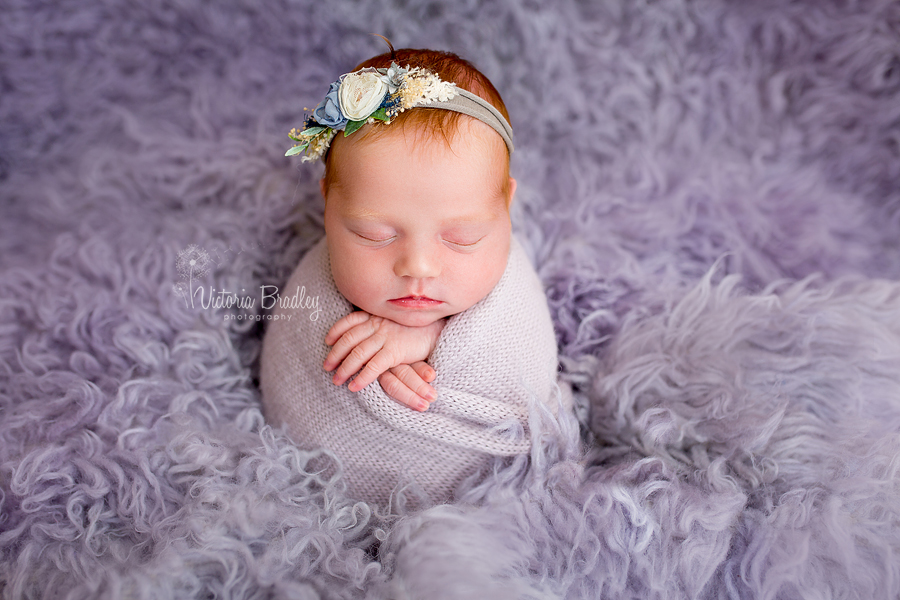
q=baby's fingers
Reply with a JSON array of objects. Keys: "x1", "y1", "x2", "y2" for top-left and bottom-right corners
[
  {"x1": 325, "y1": 311, "x2": 372, "y2": 346},
  {"x1": 378, "y1": 366, "x2": 437, "y2": 412},
  {"x1": 329, "y1": 336, "x2": 387, "y2": 386},
  {"x1": 409, "y1": 361, "x2": 436, "y2": 383},
  {"x1": 324, "y1": 316, "x2": 384, "y2": 371},
  {"x1": 346, "y1": 347, "x2": 402, "y2": 392}
]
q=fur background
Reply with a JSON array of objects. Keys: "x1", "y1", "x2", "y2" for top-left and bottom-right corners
[{"x1": 2, "y1": 0, "x2": 899, "y2": 597}]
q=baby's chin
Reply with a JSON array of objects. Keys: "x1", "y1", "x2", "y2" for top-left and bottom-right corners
[{"x1": 370, "y1": 307, "x2": 452, "y2": 328}]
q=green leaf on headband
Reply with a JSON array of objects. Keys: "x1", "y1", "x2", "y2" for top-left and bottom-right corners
[
  {"x1": 369, "y1": 108, "x2": 389, "y2": 122},
  {"x1": 300, "y1": 126, "x2": 326, "y2": 138},
  {"x1": 285, "y1": 144, "x2": 308, "y2": 157},
  {"x1": 344, "y1": 119, "x2": 366, "y2": 136}
]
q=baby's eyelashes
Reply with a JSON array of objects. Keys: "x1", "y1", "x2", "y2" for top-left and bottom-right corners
[
  {"x1": 354, "y1": 232, "x2": 396, "y2": 245},
  {"x1": 443, "y1": 237, "x2": 481, "y2": 247},
  {"x1": 441, "y1": 235, "x2": 486, "y2": 252}
]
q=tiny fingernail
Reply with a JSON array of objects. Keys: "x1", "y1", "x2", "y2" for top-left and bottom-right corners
[
  {"x1": 425, "y1": 390, "x2": 436, "y2": 401},
  {"x1": 417, "y1": 401, "x2": 429, "y2": 411}
]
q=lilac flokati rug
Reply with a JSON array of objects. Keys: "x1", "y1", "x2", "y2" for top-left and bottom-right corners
[{"x1": 2, "y1": 0, "x2": 899, "y2": 598}]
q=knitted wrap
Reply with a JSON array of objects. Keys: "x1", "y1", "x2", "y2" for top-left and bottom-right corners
[{"x1": 259, "y1": 236, "x2": 561, "y2": 505}]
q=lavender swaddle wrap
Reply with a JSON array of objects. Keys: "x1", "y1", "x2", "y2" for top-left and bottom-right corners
[{"x1": 260, "y1": 236, "x2": 565, "y2": 505}]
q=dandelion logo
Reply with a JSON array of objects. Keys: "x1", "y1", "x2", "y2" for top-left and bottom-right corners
[
  {"x1": 176, "y1": 244, "x2": 212, "y2": 280},
  {"x1": 174, "y1": 244, "x2": 212, "y2": 309}
]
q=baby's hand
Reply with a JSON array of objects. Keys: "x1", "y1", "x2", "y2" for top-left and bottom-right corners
[
  {"x1": 378, "y1": 361, "x2": 437, "y2": 412},
  {"x1": 323, "y1": 311, "x2": 445, "y2": 410}
]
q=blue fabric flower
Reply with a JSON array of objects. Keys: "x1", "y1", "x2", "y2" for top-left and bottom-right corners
[{"x1": 312, "y1": 80, "x2": 347, "y2": 130}]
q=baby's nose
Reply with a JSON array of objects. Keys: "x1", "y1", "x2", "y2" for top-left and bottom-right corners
[{"x1": 394, "y1": 242, "x2": 441, "y2": 279}]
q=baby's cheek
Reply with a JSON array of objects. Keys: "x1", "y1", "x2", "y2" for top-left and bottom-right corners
[
  {"x1": 331, "y1": 269, "x2": 382, "y2": 315},
  {"x1": 451, "y1": 260, "x2": 504, "y2": 310},
  {"x1": 332, "y1": 272, "x2": 364, "y2": 306}
]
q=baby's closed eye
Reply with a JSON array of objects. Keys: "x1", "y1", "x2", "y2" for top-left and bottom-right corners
[
  {"x1": 353, "y1": 231, "x2": 396, "y2": 245},
  {"x1": 442, "y1": 235, "x2": 483, "y2": 247},
  {"x1": 441, "y1": 231, "x2": 487, "y2": 252}
]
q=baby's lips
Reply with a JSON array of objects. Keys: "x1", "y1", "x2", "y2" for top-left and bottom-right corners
[{"x1": 388, "y1": 296, "x2": 444, "y2": 308}]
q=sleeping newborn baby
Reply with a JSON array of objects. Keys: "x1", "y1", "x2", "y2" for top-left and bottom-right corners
[{"x1": 260, "y1": 47, "x2": 565, "y2": 506}]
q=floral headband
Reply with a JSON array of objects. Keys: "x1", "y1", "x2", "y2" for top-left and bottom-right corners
[{"x1": 286, "y1": 63, "x2": 514, "y2": 162}]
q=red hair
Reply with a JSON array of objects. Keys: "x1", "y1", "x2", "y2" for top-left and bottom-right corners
[{"x1": 323, "y1": 49, "x2": 512, "y2": 198}]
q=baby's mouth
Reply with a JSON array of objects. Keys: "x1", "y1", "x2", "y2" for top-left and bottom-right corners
[{"x1": 388, "y1": 295, "x2": 443, "y2": 308}]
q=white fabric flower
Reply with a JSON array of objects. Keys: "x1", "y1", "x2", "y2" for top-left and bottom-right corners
[{"x1": 339, "y1": 71, "x2": 388, "y2": 121}]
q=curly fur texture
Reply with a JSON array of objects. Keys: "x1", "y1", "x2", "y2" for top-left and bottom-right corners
[{"x1": 1, "y1": 0, "x2": 899, "y2": 598}]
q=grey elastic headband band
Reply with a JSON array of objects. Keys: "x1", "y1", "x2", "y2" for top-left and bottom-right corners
[{"x1": 429, "y1": 88, "x2": 515, "y2": 154}]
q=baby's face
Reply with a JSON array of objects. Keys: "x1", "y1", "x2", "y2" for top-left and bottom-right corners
[{"x1": 322, "y1": 120, "x2": 515, "y2": 327}]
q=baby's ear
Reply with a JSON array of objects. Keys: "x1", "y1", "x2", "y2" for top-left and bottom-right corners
[{"x1": 506, "y1": 177, "x2": 517, "y2": 207}]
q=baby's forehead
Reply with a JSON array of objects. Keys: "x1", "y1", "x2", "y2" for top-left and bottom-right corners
[{"x1": 325, "y1": 116, "x2": 512, "y2": 207}]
